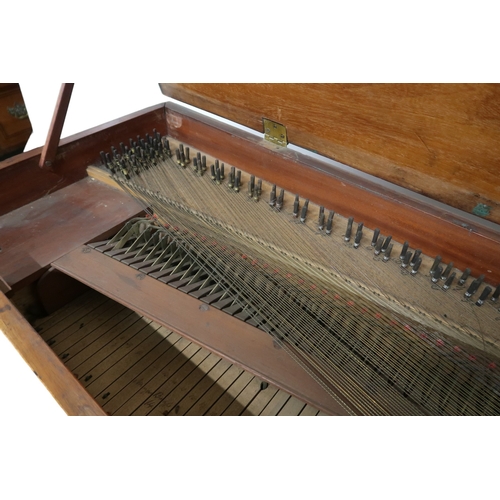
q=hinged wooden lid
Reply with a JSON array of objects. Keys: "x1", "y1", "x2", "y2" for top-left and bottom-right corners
[{"x1": 160, "y1": 84, "x2": 500, "y2": 224}]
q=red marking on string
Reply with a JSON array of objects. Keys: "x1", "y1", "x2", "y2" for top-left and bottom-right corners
[
  {"x1": 390, "y1": 320, "x2": 398, "y2": 327},
  {"x1": 310, "y1": 285, "x2": 317, "y2": 291},
  {"x1": 173, "y1": 226, "x2": 179, "y2": 231},
  {"x1": 347, "y1": 300, "x2": 354, "y2": 307},
  {"x1": 469, "y1": 355, "x2": 477, "y2": 362},
  {"x1": 153, "y1": 214, "x2": 158, "y2": 219},
  {"x1": 322, "y1": 290, "x2": 328, "y2": 295},
  {"x1": 252, "y1": 260, "x2": 258, "y2": 266},
  {"x1": 201, "y1": 236, "x2": 206, "y2": 241},
  {"x1": 273, "y1": 269, "x2": 280, "y2": 274},
  {"x1": 242, "y1": 254, "x2": 247, "y2": 259},
  {"x1": 263, "y1": 263, "x2": 269, "y2": 269},
  {"x1": 404, "y1": 324, "x2": 412, "y2": 331},
  {"x1": 453, "y1": 346, "x2": 461, "y2": 353},
  {"x1": 488, "y1": 362, "x2": 496, "y2": 370},
  {"x1": 164, "y1": 223, "x2": 170, "y2": 229},
  {"x1": 361, "y1": 307, "x2": 367, "y2": 313},
  {"x1": 286, "y1": 273, "x2": 292, "y2": 279},
  {"x1": 298, "y1": 279, "x2": 305, "y2": 285},
  {"x1": 436, "y1": 339, "x2": 444, "y2": 347},
  {"x1": 420, "y1": 333, "x2": 428, "y2": 340},
  {"x1": 334, "y1": 294, "x2": 341, "y2": 300},
  {"x1": 375, "y1": 312, "x2": 382, "y2": 319},
  {"x1": 221, "y1": 246, "x2": 226, "y2": 251}
]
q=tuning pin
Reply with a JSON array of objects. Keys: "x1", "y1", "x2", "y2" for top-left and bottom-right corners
[
  {"x1": 476, "y1": 286, "x2": 492, "y2": 306},
  {"x1": 374, "y1": 238, "x2": 384, "y2": 255},
  {"x1": 234, "y1": 171, "x2": 241, "y2": 192},
  {"x1": 441, "y1": 262, "x2": 454, "y2": 281},
  {"x1": 175, "y1": 149, "x2": 181, "y2": 165},
  {"x1": 293, "y1": 195, "x2": 300, "y2": 218},
  {"x1": 216, "y1": 166, "x2": 222, "y2": 184},
  {"x1": 353, "y1": 223, "x2": 363, "y2": 248},
  {"x1": 399, "y1": 241, "x2": 409, "y2": 260},
  {"x1": 401, "y1": 251, "x2": 412, "y2": 268},
  {"x1": 458, "y1": 268, "x2": 470, "y2": 285},
  {"x1": 119, "y1": 142, "x2": 126, "y2": 155},
  {"x1": 443, "y1": 272, "x2": 456, "y2": 290},
  {"x1": 318, "y1": 207, "x2": 325, "y2": 230},
  {"x1": 185, "y1": 147, "x2": 190, "y2": 163},
  {"x1": 371, "y1": 229, "x2": 380, "y2": 247},
  {"x1": 276, "y1": 189, "x2": 285, "y2": 210},
  {"x1": 100, "y1": 151, "x2": 108, "y2": 166},
  {"x1": 410, "y1": 257, "x2": 421, "y2": 273},
  {"x1": 179, "y1": 143, "x2": 184, "y2": 156},
  {"x1": 325, "y1": 211, "x2": 335, "y2": 234},
  {"x1": 465, "y1": 274, "x2": 485, "y2": 298},
  {"x1": 229, "y1": 166, "x2": 235, "y2": 188},
  {"x1": 430, "y1": 256, "x2": 442, "y2": 275},
  {"x1": 381, "y1": 236, "x2": 392, "y2": 253},
  {"x1": 491, "y1": 284, "x2": 500, "y2": 302},
  {"x1": 248, "y1": 175, "x2": 255, "y2": 197},
  {"x1": 193, "y1": 157, "x2": 199, "y2": 173},
  {"x1": 432, "y1": 266, "x2": 443, "y2": 283},
  {"x1": 269, "y1": 185, "x2": 277, "y2": 207},
  {"x1": 382, "y1": 243, "x2": 394, "y2": 262},
  {"x1": 344, "y1": 217, "x2": 354, "y2": 242},
  {"x1": 253, "y1": 179, "x2": 262, "y2": 201},
  {"x1": 202, "y1": 155, "x2": 207, "y2": 171},
  {"x1": 410, "y1": 249, "x2": 422, "y2": 267},
  {"x1": 210, "y1": 164, "x2": 216, "y2": 180},
  {"x1": 220, "y1": 163, "x2": 225, "y2": 180},
  {"x1": 300, "y1": 200, "x2": 309, "y2": 223}
]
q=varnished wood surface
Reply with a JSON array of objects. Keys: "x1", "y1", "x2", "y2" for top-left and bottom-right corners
[
  {"x1": 52, "y1": 246, "x2": 350, "y2": 415},
  {"x1": 0, "y1": 290, "x2": 105, "y2": 416},
  {"x1": 164, "y1": 103, "x2": 500, "y2": 285},
  {"x1": 39, "y1": 84, "x2": 74, "y2": 170},
  {"x1": 0, "y1": 177, "x2": 143, "y2": 289},
  {"x1": 161, "y1": 84, "x2": 500, "y2": 224},
  {"x1": 0, "y1": 103, "x2": 166, "y2": 217},
  {"x1": 34, "y1": 289, "x2": 322, "y2": 416}
]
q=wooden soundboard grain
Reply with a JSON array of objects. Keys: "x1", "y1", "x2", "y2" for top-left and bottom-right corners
[{"x1": 33, "y1": 290, "x2": 322, "y2": 416}]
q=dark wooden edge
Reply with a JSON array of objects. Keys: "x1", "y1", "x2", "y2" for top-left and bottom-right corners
[
  {"x1": 39, "y1": 83, "x2": 74, "y2": 170},
  {"x1": 53, "y1": 246, "x2": 350, "y2": 416},
  {"x1": 164, "y1": 101, "x2": 500, "y2": 285},
  {"x1": 0, "y1": 290, "x2": 106, "y2": 416},
  {"x1": 0, "y1": 103, "x2": 166, "y2": 216}
]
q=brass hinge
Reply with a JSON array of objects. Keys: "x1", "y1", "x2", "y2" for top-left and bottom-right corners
[{"x1": 263, "y1": 118, "x2": 288, "y2": 147}]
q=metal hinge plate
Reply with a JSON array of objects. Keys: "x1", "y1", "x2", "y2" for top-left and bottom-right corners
[{"x1": 263, "y1": 118, "x2": 288, "y2": 147}]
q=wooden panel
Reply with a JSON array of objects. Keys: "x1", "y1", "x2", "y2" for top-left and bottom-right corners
[
  {"x1": 0, "y1": 176, "x2": 143, "y2": 289},
  {"x1": 33, "y1": 289, "x2": 314, "y2": 415},
  {"x1": 52, "y1": 246, "x2": 350, "y2": 415},
  {"x1": 164, "y1": 103, "x2": 500, "y2": 285},
  {"x1": 160, "y1": 83, "x2": 500, "y2": 223},
  {"x1": 0, "y1": 290, "x2": 105, "y2": 416},
  {"x1": 0, "y1": 103, "x2": 165, "y2": 216}
]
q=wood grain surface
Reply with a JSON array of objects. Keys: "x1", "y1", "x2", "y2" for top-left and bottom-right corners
[
  {"x1": 160, "y1": 84, "x2": 500, "y2": 223},
  {"x1": 0, "y1": 290, "x2": 105, "y2": 416},
  {"x1": 53, "y1": 246, "x2": 351, "y2": 415},
  {"x1": 164, "y1": 103, "x2": 500, "y2": 285}
]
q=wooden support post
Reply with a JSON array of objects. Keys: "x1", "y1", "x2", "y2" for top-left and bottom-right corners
[{"x1": 39, "y1": 83, "x2": 74, "y2": 170}]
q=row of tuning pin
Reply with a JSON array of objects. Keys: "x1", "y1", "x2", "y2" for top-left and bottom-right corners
[
  {"x1": 100, "y1": 129, "x2": 173, "y2": 178},
  {"x1": 281, "y1": 191, "x2": 500, "y2": 308},
  {"x1": 428, "y1": 255, "x2": 500, "y2": 306}
]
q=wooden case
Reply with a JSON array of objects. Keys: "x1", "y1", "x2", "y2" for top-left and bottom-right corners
[{"x1": 1, "y1": 84, "x2": 499, "y2": 416}]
